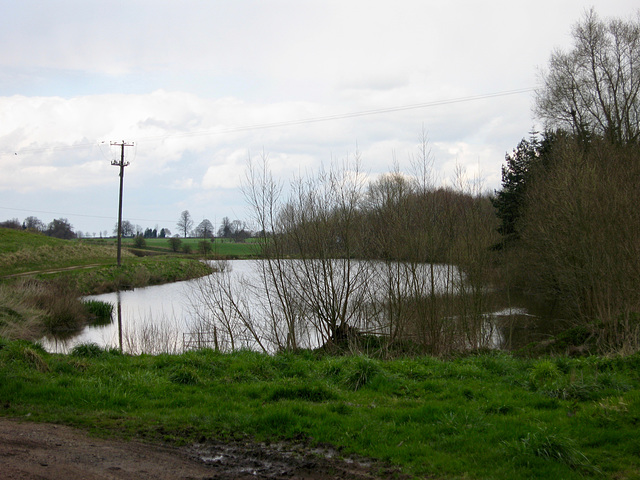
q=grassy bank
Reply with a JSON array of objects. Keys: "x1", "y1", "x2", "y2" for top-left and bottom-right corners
[
  {"x1": 0, "y1": 228, "x2": 124, "y2": 277},
  {"x1": 0, "y1": 228, "x2": 212, "y2": 341},
  {"x1": 61, "y1": 255, "x2": 212, "y2": 295},
  {"x1": 0, "y1": 342, "x2": 638, "y2": 479}
]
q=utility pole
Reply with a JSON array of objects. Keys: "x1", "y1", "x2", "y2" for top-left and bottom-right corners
[{"x1": 111, "y1": 141, "x2": 134, "y2": 266}]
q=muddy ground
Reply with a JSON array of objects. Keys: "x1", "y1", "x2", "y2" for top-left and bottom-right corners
[{"x1": 0, "y1": 418, "x2": 408, "y2": 479}]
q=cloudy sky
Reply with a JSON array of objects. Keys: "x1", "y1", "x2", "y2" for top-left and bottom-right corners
[{"x1": 0, "y1": 0, "x2": 637, "y2": 236}]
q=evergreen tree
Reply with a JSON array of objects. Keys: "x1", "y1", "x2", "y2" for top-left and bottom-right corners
[{"x1": 492, "y1": 132, "x2": 557, "y2": 244}]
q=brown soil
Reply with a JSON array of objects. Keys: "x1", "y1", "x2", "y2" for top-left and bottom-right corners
[{"x1": 0, "y1": 418, "x2": 406, "y2": 479}]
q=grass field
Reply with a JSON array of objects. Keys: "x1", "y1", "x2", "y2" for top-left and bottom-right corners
[
  {"x1": 0, "y1": 229, "x2": 258, "y2": 280},
  {"x1": 0, "y1": 229, "x2": 123, "y2": 276},
  {"x1": 0, "y1": 228, "x2": 68, "y2": 254},
  {"x1": 1, "y1": 342, "x2": 639, "y2": 479},
  {"x1": 89, "y1": 236, "x2": 261, "y2": 258}
]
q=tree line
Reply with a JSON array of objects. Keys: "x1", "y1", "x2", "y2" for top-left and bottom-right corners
[
  {"x1": 0, "y1": 216, "x2": 78, "y2": 240},
  {"x1": 192, "y1": 8, "x2": 640, "y2": 355},
  {"x1": 0, "y1": 212, "x2": 253, "y2": 244},
  {"x1": 175, "y1": 210, "x2": 252, "y2": 241},
  {"x1": 493, "y1": 8, "x2": 640, "y2": 353}
]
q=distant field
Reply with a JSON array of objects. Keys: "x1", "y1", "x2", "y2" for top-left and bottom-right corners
[{"x1": 93, "y1": 237, "x2": 261, "y2": 258}]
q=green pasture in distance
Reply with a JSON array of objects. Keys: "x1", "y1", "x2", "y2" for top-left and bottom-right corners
[{"x1": 116, "y1": 237, "x2": 261, "y2": 257}]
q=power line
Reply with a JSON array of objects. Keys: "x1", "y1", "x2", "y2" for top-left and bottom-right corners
[
  {"x1": 5, "y1": 87, "x2": 535, "y2": 155},
  {"x1": 0, "y1": 206, "x2": 174, "y2": 224},
  {"x1": 138, "y1": 88, "x2": 536, "y2": 142}
]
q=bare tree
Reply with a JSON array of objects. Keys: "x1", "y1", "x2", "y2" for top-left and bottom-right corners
[
  {"x1": 46, "y1": 218, "x2": 76, "y2": 239},
  {"x1": 189, "y1": 261, "x2": 269, "y2": 353},
  {"x1": 23, "y1": 216, "x2": 45, "y2": 232},
  {"x1": 535, "y1": 9, "x2": 640, "y2": 144},
  {"x1": 243, "y1": 153, "x2": 306, "y2": 351},
  {"x1": 241, "y1": 151, "x2": 372, "y2": 349},
  {"x1": 113, "y1": 220, "x2": 134, "y2": 237},
  {"x1": 0, "y1": 218, "x2": 21, "y2": 230},
  {"x1": 195, "y1": 219, "x2": 214, "y2": 239},
  {"x1": 519, "y1": 138, "x2": 640, "y2": 352},
  {"x1": 177, "y1": 210, "x2": 194, "y2": 238},
  {"x1": 189, "y1": 142, "x2": 500, "y2": 356},
  {"x1": 217, "y1": 217, "x2": 251, "y2": 242}
]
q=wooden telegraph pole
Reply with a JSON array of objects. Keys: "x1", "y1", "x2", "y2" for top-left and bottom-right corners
[{"x1": 111, "y1": 141, "x2": 134, "y2": 266}]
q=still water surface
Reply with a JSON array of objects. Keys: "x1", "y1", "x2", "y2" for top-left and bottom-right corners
[
  {"x1": 42, "y1": 261, "x2": 256, "y2": 354},
  {"x1": 41, "y1": 260, "x2": 557, "y2": 354}
]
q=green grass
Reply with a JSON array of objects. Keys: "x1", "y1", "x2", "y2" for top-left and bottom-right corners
[
  {"x1": 0, "y1": 228, "x2": 66, "y2": 254},
  {"x1": 1, "y1": 344, "x2": 639, "y2": 479},
  {"x1": 0, "y1": 228, "x2": 212, "y2": 291},
  {"x1": 65, "y1": 255, "x2": 212, "y2": 295},
  {"x1": 101, "y1": 237, "x2": 262, "y2": 258},
  {"x1": 0, "y1": 228, "x2": 127, "y2": 276}
]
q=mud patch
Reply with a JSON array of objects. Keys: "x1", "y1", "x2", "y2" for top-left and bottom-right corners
[
  {"x1": 0, "y1": 417, "x2": 406, "y2": 479},
  {"x1": 191, "y1": 439, "x2": 400, "y2": 479}
]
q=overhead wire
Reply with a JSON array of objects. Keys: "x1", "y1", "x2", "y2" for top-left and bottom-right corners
[
  {"x1": 4, "y1": 87, "x2": 535, "y2": 155},
  {"x1": 0, "y1": 206, "x2": 174, "y2": 224},
  {"x1": 1, "y1": 87, "x2": 535, "y2": 225},
  {"x1": 137, "y1": 87, "x2": 536, "y2": 142}
]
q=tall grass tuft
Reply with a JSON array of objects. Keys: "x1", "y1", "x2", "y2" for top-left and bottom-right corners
[
  {"x1": 5, "y1": 278, "x2": 89, "y2": 337},
  {"x1": 344, "y1": 355, "x2": 382, "y2": 391},
  {"x1": 268, "y1": 382, "x2": 337, "y2": 402},
  {"x1": 83, "y1": 300, "x2": 113, "y2": 325},
  {"x1": 0, "y1": 283, "x2": 46, "y2": 340},
  {"x1": 167, "y1": 365, "x2": 200, "y2": 385},
  {"x1": 528, "y1": 359, "x2": 561, "y2": 390},
  {"x1": 503, "y1": 427, "x2": 596, "y2": 472},
  {"x1": 2, "y1": 340, "x2": 49, "y2": 372},
  {"x1": 71, "y1": 342, "x2": 119, "y2": 358}
]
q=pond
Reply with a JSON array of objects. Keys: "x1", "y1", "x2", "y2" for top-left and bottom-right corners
[
  {"x1": 41, "y1": 261, "x2": 251, "y2": 354},
  {"x1": 40, "y1": 259, "x2": 561, "y2": 355}
]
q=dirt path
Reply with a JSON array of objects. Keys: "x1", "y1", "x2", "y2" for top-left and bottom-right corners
[
  {"x1": 0, "y1": 418, "x2": 403, "y2": 479},
  {"x1": 1, "y1": 264, "x2": 106, "y2": 279}
]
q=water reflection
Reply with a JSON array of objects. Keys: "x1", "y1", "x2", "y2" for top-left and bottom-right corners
[
  {"x1": 41, "y1": 273, "x2": 202, "y2": 354},
  {"x1": 40, "y1": 260, "x2": 560, "y2": 355},
  {"x1": 116, "y1": 290, "x2": 122, "y2": 352}
]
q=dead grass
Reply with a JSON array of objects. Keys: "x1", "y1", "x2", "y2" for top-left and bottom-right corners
[
  {"x1": 0, "y1": 283, "x2": 47, "y2": 340},
  {"x1": 0, "y1": 278, "x2": 91, "y2": 339}
]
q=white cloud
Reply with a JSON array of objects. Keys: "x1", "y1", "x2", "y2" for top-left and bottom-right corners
[
  {"x1": 202, "y1": 150, "x2": 247, "y2": 189},
  {"x1": 1, "y1": 0, "x2": 638, "y2": 233},
  {"x1": 170, "y1": 178, "x2": 197, "y2": 190}
]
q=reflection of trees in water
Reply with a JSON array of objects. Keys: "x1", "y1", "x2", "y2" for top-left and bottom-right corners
[
  {"x1": 202, "y1": 147, "x2": 501, "y2": 356},
  {"x1": 190, "y1": 259, "x2": 508, "y2": 355}
]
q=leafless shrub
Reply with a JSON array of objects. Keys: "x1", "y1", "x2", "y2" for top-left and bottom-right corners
[
  {"x1": 520, "y1": 139, "x2": 640, "y2": 353},
  {"x1": 187, "y1": 140, "x2": 500, "y2": 356},
  {"x1": 120, "y1": 312, "x2": 183, "y2": 355},
  {"x1": 188, "y1": 260, "x2": 273, "y2": 352}
]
